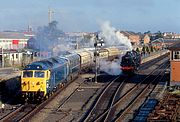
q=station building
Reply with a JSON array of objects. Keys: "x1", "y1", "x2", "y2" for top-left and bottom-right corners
[
  {"x1": 0, "y1": 31, "x2": 35, "y2": 67},
  {"x1": 0, "y1": 49, "x2": 23, "y2": 66},
  {"x1": 0, "y1": 31, "x2": 32, "y2": 49},
  {"x1": 169, "y1": 41, "x2": 180, "y2": 86}
]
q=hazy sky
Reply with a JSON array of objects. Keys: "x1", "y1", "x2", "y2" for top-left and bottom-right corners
[{"x1": 0, "y1": 0, "x2": 180, "y2": 33}]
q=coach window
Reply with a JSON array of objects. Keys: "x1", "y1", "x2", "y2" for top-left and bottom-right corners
[
  {"x1": 173, "y1": 51, "x2": 180, "y2": 60},
  {"x1": 35, "y1": 71, "x2": 45, "y2": 78},
  {"x1": 23, "y1": 71, "x2": 33, "y2": 77}
]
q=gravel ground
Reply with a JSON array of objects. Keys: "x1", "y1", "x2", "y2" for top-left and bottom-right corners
[{"x1": 30, "y1": 74, "x2": 104, "y2": 122}]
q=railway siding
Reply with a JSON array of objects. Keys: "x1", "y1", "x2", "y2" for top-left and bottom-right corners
[
  {"x1": 30, "y1": 76, "x2": 104, "y2": 122},
  {"x1": 86, "y1": 53, "x2": 170, "y2": 122},
  {"x1": 0, "y1": 50, "x2": 170, "y2": 121}
]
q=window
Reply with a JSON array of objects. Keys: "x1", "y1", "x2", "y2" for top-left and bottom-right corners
[
  {"x1": 23, "y1": 71, "x2": 33, "y2": 77},
  {"x1": 173, "y1": 51, "x2": 180, "y2": 60},
  {"x1": 34, "y1": 71, "x2": 45, "y2": 78}
]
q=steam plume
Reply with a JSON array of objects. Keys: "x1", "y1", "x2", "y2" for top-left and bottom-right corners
[
  {"x1": 99, "y1": 21, "x2": 132, "y2": 50},
  {"x1": 98, "y1": 21, "x2": 132, "y2": 75}
]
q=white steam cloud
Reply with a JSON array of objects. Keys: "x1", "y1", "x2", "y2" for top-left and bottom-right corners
[
  {"x1": 98, "y1": 21, "x2": 132, "y2": 75},
  {"x1": 100, "y1": 59, "x2": 122, "y2": 75},
  {"x1": 52, "y1": 43, "x2": 72, "y2": 56},
  {"x1": 99, "y1": 21, "x2": 132, "y2": 50}
]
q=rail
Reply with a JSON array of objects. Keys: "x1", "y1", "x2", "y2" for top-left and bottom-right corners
[
  {"x1": 92, "y1": 55, "x2": 169, "y2": 122},
  {"x1": 115, "y1": 64, "x2": 169, "y2": 121},
  {"x1": 81, "y1": 76, "x2": 126, "y2": 122}
]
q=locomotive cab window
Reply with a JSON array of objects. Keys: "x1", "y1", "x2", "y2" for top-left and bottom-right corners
[
  {"x1": 173, "y1": 51, "x2": 180, "y2": 60},
  {"x1": 34, "y1": 71, "x2": 45, "y2": 78},
  {"x1": 23, "y1": 71, "x2": 33, "y2": 78}
]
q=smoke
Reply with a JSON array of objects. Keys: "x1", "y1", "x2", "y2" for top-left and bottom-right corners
[
  {"x1": 31, "y1": 20, "x2": 132, "y2": 75},
  {"x1": 99, "y1": 59, "x2": 122, "y2": 75},
  {"x1": 98, "y1": 21, "x2": 132, "y2": 75},
  {"x1": 52, "y1": 44, "x2": 72, "y2": 56},
  {"x1": 32, "y1": 21, "x2": 81, "y2": 57},
  {"x1": 99, "y1": 21, "x2": 132, "y2": 50}
]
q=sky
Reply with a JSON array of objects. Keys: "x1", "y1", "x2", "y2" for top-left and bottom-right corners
[{"x1": 0, "y1": 0, "x2": 180, "y2": 33}]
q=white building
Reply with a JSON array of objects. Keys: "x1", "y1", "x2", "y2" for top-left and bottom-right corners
[
  {"x1": 0, "y1": 32, "x2": 31, "y2": 50},
  {"x1": 0, "y1": 49, "x2": 24, "y2": 67}
]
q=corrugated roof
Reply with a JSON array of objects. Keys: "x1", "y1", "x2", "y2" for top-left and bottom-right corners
[{"x1": 0, "y1": 32, "x2": 29, "y2": 39}]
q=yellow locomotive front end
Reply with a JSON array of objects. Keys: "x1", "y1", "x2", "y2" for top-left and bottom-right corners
[{"x1": 21, "y1": 70, "x2": 50, "y2": 101}]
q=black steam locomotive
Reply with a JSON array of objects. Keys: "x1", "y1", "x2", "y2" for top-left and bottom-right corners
[{"x1": 121, "y1": 50, "x2": 141, "y2": 73}]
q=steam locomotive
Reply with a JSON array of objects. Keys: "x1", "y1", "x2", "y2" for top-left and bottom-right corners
[
  {"x1": 121, "y1": 50, "x2": 141, "y2": 73},
  {"x1": 21, "y1": 47, "x2": 121, "y2": 102}
]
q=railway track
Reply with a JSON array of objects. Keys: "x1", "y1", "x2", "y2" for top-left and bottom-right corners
[
  {"x1": 81, "y1": 76, "x2": 127, "y2": 122},
  {"x1": 81, "y1": 54, "x2": 169, "y2": 122},
  {"x1": 0, "y1": 104, "x2": 36, "y2": 122},
  {"x1": 114, "y1": 64, "x2": 170, "y2": 121},
  {"x1": 1, "y1": 53, "x2": 170, "y2": 121},
  {"x1": 0, "y1": 77, "x2": 76, "y2": 122}
]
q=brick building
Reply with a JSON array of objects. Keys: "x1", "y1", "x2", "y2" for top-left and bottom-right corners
[
  {"x1": 169, "y1": 41, "x2": 180, "y2": 86},
  {"x1": 120, "y1": 31, "x2": 140, "y2": 45}
]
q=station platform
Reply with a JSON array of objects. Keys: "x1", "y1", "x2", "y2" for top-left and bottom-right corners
[
  {"x1": 0, "y1": 67, "x2": 20, "y2": 82},
  {"x1": 141, "y1": 50, "x2": 168, "y2": 64}
]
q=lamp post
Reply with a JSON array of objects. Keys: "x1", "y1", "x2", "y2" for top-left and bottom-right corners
[{"x1": 94, "y1": 34, "x2": 104, "y2": 83}]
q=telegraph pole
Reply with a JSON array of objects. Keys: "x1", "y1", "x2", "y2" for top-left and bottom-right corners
[{"x1": 48, "y1": 8, "x2": 54, "y2": 24}]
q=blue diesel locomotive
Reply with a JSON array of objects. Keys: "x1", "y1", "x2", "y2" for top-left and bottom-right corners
[{"x1": 21, "y1": 53, "x2": 80, "y2": 101}]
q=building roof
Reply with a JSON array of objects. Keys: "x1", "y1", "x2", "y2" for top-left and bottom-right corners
[
  {"x1": 168, "y1": 41, "x2": 180, "y2": 51},
  {"x1": 0, "y1": 32, "x2": 30, "y2": 39},
  {"x1": 120, "y1": 31, "x2": 137, "y2": 37},
  {"x1": 151, "y1": 39, "x2": 179, "y2": 44},
  {"x1": 164, "y1": 39, "x2": 180, "y2": 43}
]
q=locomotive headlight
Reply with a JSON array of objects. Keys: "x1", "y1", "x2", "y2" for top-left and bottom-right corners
[
  {"x1": 47, "y1": 83, "x2": 49, "y2": 88},
  {"x1": 46, "y1": 80, "x2": 49, "y2": 88}
]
